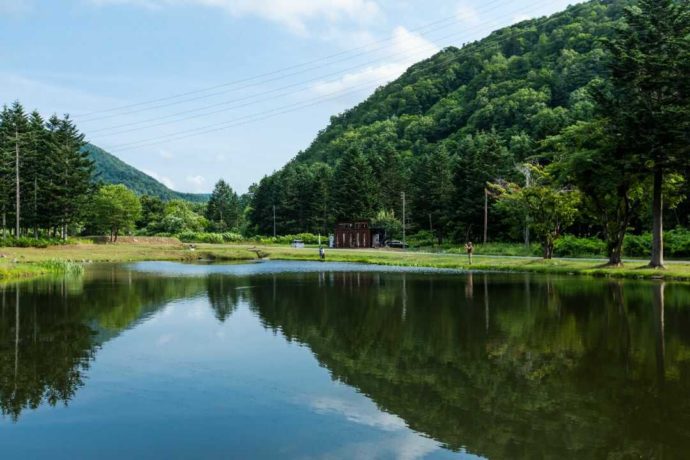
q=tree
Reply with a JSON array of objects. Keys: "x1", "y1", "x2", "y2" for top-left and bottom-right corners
[
  {"x1": 453, "y1": 131, "x2": 514, "y2": 240},
  {"x1": 206, "y1": 179, "x2": 240, "y2": 232},
  {"x1": 45, "y1": 115, "x2": 94, "y2": 239},
  {"x1": 550, "y1": 120, "x2": 643, "y2": 266},
  {"x1": 412, "y1": 146, "x2": 455, "y2": 243},
  {"x1": 607, "y1": 0, "x2": 690, "y2": 267},
  {"x1": 137, "y1": 195, "x2": 165, "y2": 232},
  {"x1": 89, "y1": 184, "x2": 141, "y2": 242},
  {"x1": 160, "y1": 200, "x2": 206, "y2": 234},
  {"x1": 490, "y1": 164, "x2": 580, "y2": 259},
  {"x1": 0, "y1": 102, "x2": 30, "y2": 237},
  {"x1": 331, "y1": 146, "x2": 377, "y2": 221}
]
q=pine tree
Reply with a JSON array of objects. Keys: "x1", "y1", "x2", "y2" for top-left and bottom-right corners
[
  {"x1": 453, "y1": 132, "x2": 514, "y2": 240},
  {"x1": 1, "y1": 102, "x2": 30, "y2": 236},
  {"x1": 412, "y1": 146, "x2": 455, "y2": 243},
  {"x1": 46, "y1": 115, "x2": 94, "y2": 238},
  {"x1": 608, "y1": 0, "x2": 690, "y2": 267},
  {"x1": 331, "y1": 146, "x2": 377, "y2": 221},
  {"x1": 25, "y1": 111, "x2": 51, "y2": 237},
  {"x1": 0, "y1": 106, "x2": 15, "y2": 237},
  {"x1": 206, "y1": 179, "x2": 240, "y2": 232}
]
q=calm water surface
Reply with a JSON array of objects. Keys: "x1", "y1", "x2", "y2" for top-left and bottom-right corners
[{"x1": 1, "y1": 260, "x2": 689, "y2": 459}]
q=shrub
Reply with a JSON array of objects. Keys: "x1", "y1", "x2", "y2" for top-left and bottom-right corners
[
  {"x1": 665, "y1": 228, "x2": 690, "y2": 258},
  {"x1": 253, "y1": 233, "x2": 323, "y2": 245},
  {"x1": 623, "y1": 234, "x2": 650, "y2": 258},
  {"x1": 553, "y1": 235, "x2": 606, "y2": 257},
  {"x1": 407, "y1": 231, "x2": 437, "y2": 248},
  {"x1": 221, "y1": 232, "x2": 244, "y2": 243},
  {"x1": 178, "y1": 232, "x2": 224, "y2": 244},
  {"x1": 624, "y1": 229, "x2": 690, "y2": 258},
  {"x1": 0, "y1": 237, "x2": 69, "y2": 248}
]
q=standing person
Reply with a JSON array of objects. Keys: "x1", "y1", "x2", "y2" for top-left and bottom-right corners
[
  {"x1": 319, "y1": 245, "x2": 325, "y2": 261},
  {"x1": 464, "y1": 241, "x2": 474, "y2": 265}
]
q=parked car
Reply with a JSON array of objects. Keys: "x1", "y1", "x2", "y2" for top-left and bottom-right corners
[
  {"x1": 291, "y1": 239, "x2": 305, "y2": 248},
  {"x1": 386, "y1": 240, "x2": 408, "y2": 249}
]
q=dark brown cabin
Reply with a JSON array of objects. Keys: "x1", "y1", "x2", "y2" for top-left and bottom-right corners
[{"x1": 334, "y1": 221, "x2": 383, "y2": 248}]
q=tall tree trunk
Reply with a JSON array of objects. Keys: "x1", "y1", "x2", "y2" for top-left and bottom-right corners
[
  {"x1": 650, "y1": 165, "x2": 664, "y2": 268},
  {"x1": 15, "y1": 129, "x2": 20, "y2": 238}
]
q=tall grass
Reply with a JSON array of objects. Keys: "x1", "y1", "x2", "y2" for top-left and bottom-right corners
[{"x1": 38, "y1": 259, "x2": 85, "y2": 276}]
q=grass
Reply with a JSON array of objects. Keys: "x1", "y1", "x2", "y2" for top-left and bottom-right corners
[{"x1": 1, "y1": 240, "x2": 690, "y2": 282}]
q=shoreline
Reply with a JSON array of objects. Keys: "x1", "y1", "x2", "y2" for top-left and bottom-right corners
[{"x1": 1, "y1": 242, "x2": 690, "y2": 282}]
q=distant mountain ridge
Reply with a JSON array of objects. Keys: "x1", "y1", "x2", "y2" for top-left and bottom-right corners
[{"x1": 83, "y1": 143, "x2": 209, "y2": 202}]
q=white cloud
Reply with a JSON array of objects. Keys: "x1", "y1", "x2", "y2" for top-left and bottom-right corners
[
  {"x1": 456, "y1": 4, "x2": 480, "y2": 25},
  {"x1": 311, "y1": 26, "x2": 439, "y2": 95},
  {"x1": 311, "y1": 396, "x2": 407, "y2": 431},
  {"x1": 143, "y1": 168, "x2": 176, "y2": 189},
  {"x1": 186, "y1": 174, "x2": 207, "y2": 191},
  {"x1": 158, "y1": 149, "x2": 174, "y2": 159},
  {"x1": 87, "y1": 0, "x2": 382, "y2": 35}
]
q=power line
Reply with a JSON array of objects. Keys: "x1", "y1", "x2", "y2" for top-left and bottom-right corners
[
  {"x1": 87, "y1": 0, "x2": 556, "y2": 137},
  {"x1": 77, "y1": 0, "x2": 554, "y2": 124},
  {"x1": 74, "y1": 0, "x2": 511, "y2": 120}
]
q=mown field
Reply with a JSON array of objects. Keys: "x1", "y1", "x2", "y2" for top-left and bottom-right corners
[{"x1": 1, "y1": 240, "x2": 690, "y2": 282}]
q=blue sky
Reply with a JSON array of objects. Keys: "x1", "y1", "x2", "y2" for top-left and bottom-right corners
[{"x1": 0, "y1": 0, "x2": 579, "y2": 194}]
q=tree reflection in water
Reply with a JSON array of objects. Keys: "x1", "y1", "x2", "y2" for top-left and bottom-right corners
[{"x1": 1, "y1": 264, "x2": 690, "y2": 458}]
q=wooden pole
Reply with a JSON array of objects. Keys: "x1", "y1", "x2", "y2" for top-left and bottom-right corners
[
  {"x1": 401, "y1": 192, "x2": 406, "y2": 250},
  {"x1": 483, "y1": 188, "x2": 488, "y2": 244}
]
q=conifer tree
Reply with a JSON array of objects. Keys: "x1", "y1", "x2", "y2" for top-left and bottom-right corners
[
  {"x1": 46, "y1": 115, "x2": 94, "y2": 238},
  {"x1": 206, "y1": 179, "x2": 240, "y2": 231},
  {"x1": 607, "y1": 0, "x2": 690, "y2": 267},
  {"x1": 331, "y1": 146, "x2": 377, "y2": 221}
]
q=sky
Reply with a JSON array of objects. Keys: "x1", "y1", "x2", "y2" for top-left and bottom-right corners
[{"x1": 0, "y1": 0, "x2": 580, "y2": 194}]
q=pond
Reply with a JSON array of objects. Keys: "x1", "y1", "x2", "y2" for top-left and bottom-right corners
[{"x1": 1, "y1": 261, "x2": 689, "y2": 459}]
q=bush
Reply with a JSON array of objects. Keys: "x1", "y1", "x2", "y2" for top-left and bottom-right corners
[
  {"x1": 178, "y1": 232, "x2": 224, "y2": 244},
  {"x1": 623, "y1": 234, "x2": 649, "y2": 258},
  {"x1": 0, "y1": 237, "x2": 69, "y2": 248},
  {"x1": 553, "y1": 235, "x2": 606, "y2": 257},
  {"x1": 253, "y1": 233, "x2": 323, "y2": 245},
  {"x1": 407, "y1": 231, "x2": 437, "y2": 248},
  {"x1": 624, "y1": 229, "x2": 690, "y2": 258},
  {"x1": 221, "y1": 232, "x2": 244, "y2": 243},
  {"x1": 665, "y1": 228, "x2": 690, "y2": 258}
]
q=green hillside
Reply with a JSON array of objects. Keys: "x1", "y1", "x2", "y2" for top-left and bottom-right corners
[
  {"x1": 248, "y1": 0, "x2": 640, "y2": 238},
  {"x1": 84, "y1": 143, "x2": 208, "y2": 202}
]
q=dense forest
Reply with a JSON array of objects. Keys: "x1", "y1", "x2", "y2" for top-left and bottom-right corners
[{"x1": 247, "y1": 0, "x2": 690, "y2": 265}]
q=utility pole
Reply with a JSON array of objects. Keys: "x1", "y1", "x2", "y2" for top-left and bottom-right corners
[
  {"x1": 483, "y1": 187, "x2": 488, "y2": 244},
  {"x1": 517, "y1": 164, "x2": 532, "y2": 247},
  {"x1": 15, "y1": 127, "x2": 20, "y2": 238},
  {"x1": 272, "y1": 204, "x2": 276, "y2": 237},
  {"x1": 401, "y1": 191, "x2": 406, "y2": 250}
]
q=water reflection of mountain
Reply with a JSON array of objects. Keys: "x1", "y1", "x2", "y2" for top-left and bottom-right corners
[
  {"x1": 247, "y1": 273, "x2": 690, "y2": 459},
  {"x1": 2, "y1": 264, "x2": 690, "y2": 459}
]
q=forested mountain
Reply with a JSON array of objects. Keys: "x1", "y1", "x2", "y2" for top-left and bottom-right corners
[
  {"x1": 249, "y1": 0, "x2": 653, "y2": 241},
  {"x1": 84, "y1": 143, "x2": 208, "y2": 203}
]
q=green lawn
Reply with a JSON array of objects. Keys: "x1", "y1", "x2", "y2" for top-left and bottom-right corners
[{"x1": 0, "y1": 241, "x2": 688, "y2": 282}]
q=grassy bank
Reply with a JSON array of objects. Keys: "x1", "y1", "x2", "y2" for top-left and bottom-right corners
[
  {"x1": 2, "y1": 241, "x2": 690, "y2": 282},
  {"x1": 247, "y1": 245, "x2": 690, "y2": 281}
]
